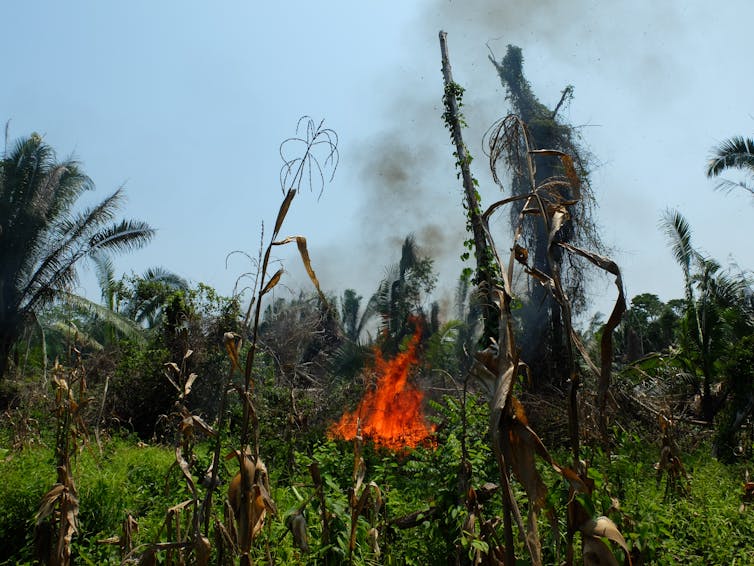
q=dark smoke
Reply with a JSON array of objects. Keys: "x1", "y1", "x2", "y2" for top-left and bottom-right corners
[{"x1": 294, "y1": 1, "x2": 696, "y2": 323}]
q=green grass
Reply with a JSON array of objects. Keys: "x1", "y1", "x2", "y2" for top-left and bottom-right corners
[
  {"x1": 2, "y1": 423, "x2": 754, "y2": 564},
  {"x1": 0, "y1": 436, "x2": 180, "y2": 565}
]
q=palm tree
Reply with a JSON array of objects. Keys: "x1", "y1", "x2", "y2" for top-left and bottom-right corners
[
  {"x1": 0, "y1": 133, "x2": 155, "y2": 379},
  {"x1": 707, "y1": 136, "x2": 754, "y2": 196},
  {"x1": 365, "y1": 235, "x2": 437, "y2": 355},
  {"x1": 661, "y1": 209, "x2": 752, "y2": 421},
  {"x1": 122, "y1": 266, "x2": 188, "y2": 328}
]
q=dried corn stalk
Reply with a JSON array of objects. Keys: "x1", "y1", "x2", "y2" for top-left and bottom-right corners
[{"x1": 440, "y1": 32, "x2": 628, "y2": 566}]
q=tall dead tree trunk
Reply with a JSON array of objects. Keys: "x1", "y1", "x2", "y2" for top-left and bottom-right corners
[
  {"x1": 490, "y1": 45, "x2": 599, "y2": 389},
  {"x1": 439, "y1": 31, "x2": 499, "y2": 345}
]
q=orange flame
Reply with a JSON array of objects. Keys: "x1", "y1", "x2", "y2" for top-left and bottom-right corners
[{"x1": 329, "y1": 328, "x2": 435, "y2": 450}]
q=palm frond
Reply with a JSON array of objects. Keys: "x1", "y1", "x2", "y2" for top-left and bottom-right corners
[
  {"x1": 712, "y1": 177, "x2": 754, "y2": 196},
  {"x1": 660, "y1": 209, "x2": 698, "y2": 279},
  {"x1": 707, "y1": 136, "x2": 754, "y2": 178},
  {"x1": 47, "y1": 320, "x2": 104, "y2": 351},
  {"x1": 58, "y1": 291, "x2": 145, "y2": 342},
  {"x1": 91, "y1": 253, "x2": 118, "y2": 308},
  {"x1": 88, "y1": 219, "x2": 155, "y2": 253}
]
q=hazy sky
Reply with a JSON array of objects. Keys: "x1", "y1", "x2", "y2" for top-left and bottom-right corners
[{"x1": 4, "y1": 1, "x2": 754, "y2": 321}]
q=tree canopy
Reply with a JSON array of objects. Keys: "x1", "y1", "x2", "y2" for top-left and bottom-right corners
[{"x1": 0, "y1": 133, "x2": 155, "y2": 378}]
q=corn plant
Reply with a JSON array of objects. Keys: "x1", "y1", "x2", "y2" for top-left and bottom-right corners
[
  {"x1": 33, "y1": 352, "x2": 89, "y2": 566},
  {"x1": 119, "y1": 117, "x2": 337, "y2": 566},
  {"x1": 440, "y1": 31, "x2": 629, "y2": 565}
]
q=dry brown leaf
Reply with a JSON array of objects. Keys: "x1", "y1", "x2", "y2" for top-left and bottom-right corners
[
  {"x1": 508, "y1": 411, "x2": 548, "y2": 565},
  {"x1": 228, "y1": 455, "x2": 273, "y2": 552},
  {"x1": 287, "y1": 511, "x2": 309, "y2": 552},
  {"x1": 267, "y1": 235, "x2": 333, "y2": 314},
  {"x1": 581, "y1": 516, "x2": 631, "y2": 565},
  {"x1": 190, "y1": 414, "x2": 217, "y2": 438},
  {"x1": 583, "y1": 535, "x2": 620, "y2": 566},
  {"x1": 224, "y1": 332, "x2": 242, "y2": 372},
  {"x1": 182, "y1": 373, "x2": 198, "y2": 397},
  {"x1": 369, "y1": 481, "x2": 383, "y2": 515},
  {"x1": 36, "y1": 484, "x2": 66, "y2": 524},
  {"x1": 261, "y1": 268, "x2": 284, "y2": 297},
  {"x1": 558, "y1": 241, "x2": 626, "y2": 437},
  {"x1": 529, "y1": 149, "x2": 581, "y2": 193},
  {"x1": 368, "y1": 527, "x2": 380, "y2": 558},
  {"x1": 294, "y1": 236, "x2": 321, "y2": 291},
  {"x1": 273, "y1": 188, "x2": 297, "y2": 237},
  {"x1": 175, "y1": 447, "x2": 196, "y2": 496},
  {"x1": 195, "y1": 535, "x2": 211, "y2": 566},
  {"x1": 354, "y1": 457, "x2": 366, "y2": 496}
]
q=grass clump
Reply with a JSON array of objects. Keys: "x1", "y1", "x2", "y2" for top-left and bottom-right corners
[{"x1": 0, "y1": 437, "x2": 178, "y2": 565}]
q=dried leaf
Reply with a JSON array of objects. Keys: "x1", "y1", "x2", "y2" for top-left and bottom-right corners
[
  {"x1": 228, "y1": 455, "x2": 273, "y2": 552},
  {"x1": 286, "y1": 511, "x2": 309, "y2": 552},
  {"x1": 224, "y1": 332, "x2": 242, "y2": 372},
  {"x1": 508, "y1": 415, "x2": 547, "y2": 565},
  {"x1": 261, "y1": 269, "x2": 284, "y2": 297},
  {"x1": 581, "y1": 516, "x2": 631, "y2": 565},
  {"x1": 190, "y1": 414, "x2": 217, "y2": 438},
  {"x1": 296, "y1": 236, "x2": 321, "y2": 290},
  {"x1": 195, "y1": 535, "x2": 211, "y2": 566},
  {"x1": 368, "y1": 527, "x2": 380, "y2": 558},
  {"x1": 530, "y1": 149, "x2": 581, "y2": 193},
  {"x1": 175, "y1": 447, "x2": 196, "y2": 496},
  {"x1": 36, "y1": 484, "x2": 66, "y2": 524},
  {"x1": 272, "y1": 235, "x2": 325, "y2": 296},
  {"x1": 583, "y1": 536, "x2": 620, "y2": 566},
  {"x1": 168, "y1": 499, "x2": 194, "y2": 514},
  {"x1": 183, "y1": 373, "x2": 198, "y2": 397},
  {"x1": 558, "y1": 241, "x2": 626, "y2": 437},
  {"x1": 354, "y1": 456, "x2": 366, "y2": 496},
  {"x1": 369, "y1": 481, "x2": 383, "y2": 515},
  {"x1": 273, "y1": 189, "x2": 297, "y2": 237}
]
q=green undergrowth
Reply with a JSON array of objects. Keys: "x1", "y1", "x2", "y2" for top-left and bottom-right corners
[
  {"x1": 588, "y1": 435, "x2": 754, "y2": 565},
  {"x1": 0, "y1": 436, "x2": 181, "y2": 564},
  {"x1": 1, "y1": 417, "x2": 754, "y2": 564}
]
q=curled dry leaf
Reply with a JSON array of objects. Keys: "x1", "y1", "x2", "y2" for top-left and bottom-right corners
[
  {"x1": 581, "y1": 516, "x2": 632, "y2": 566},
  {"x1": 286, "y1": 511, "x2": 309, "y2": 552},
  {"x1": 175, "y1": 447, "x2": 196, "y2": 497},
  {"x1": 182, "y1": 373, "x2": 198, "y2": 398},
  {"x1": 529, "y1": 149, "x2": 581, "y2": 193},
  {"x1": 260, "y1": 268, "x2": 284, "y2": 297},
  {"x1": 228, "y1": 454, "x2": 274, "y2": 552},
  {"x1": 224, "y1": 332, "x2": 242, "y2": 372},
  {"x1": 271, "y1": 235, "x2": 329, "y2": 305},
  {"x1": 273, "y1": 189, "x2": 297, "y2": 237},
  {"x1": 583, "y1": 536, "x2": 620, "y2": 566},
  {"x1": 195, "y1": 535, "x2": 211, "y2": 566},
  {"x1": 368, "y1": 527, "x2": 380, "y2": 558}
]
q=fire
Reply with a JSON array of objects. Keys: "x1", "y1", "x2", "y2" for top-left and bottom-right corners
[{"x1": 329, "y1": 329, "x2": 435, "y2": 450}]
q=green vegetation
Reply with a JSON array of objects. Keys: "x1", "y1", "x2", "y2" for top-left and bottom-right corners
[
  {"x1": 4, "y1": 40, "x2": 754, "y2": 565},
  {"x1": 0, "y1": 134, "x2": 155, "y2": 381}
]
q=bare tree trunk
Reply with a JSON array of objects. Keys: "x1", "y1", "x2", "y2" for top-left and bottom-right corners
[{"x1": 439, "y1": 31, "x2": 498, "y2": 341}]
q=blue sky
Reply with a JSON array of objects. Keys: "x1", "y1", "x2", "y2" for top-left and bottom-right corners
[{"x1": 4, "y1": 1, "x2": 754, "y2": 321}]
